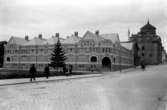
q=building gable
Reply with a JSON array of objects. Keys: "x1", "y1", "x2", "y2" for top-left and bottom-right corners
[{"x1": 8, "y1": 36, "x2": 28, "y2": 45}]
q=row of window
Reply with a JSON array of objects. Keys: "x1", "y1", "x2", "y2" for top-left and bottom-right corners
[
  {"x1": 5, "y1": 49, "x2": 51, "y2": 54},
  {"x1": 6, "y1": 47, "x2": 131, "y2": 56},
  {"x1": 6, "y1": 56, "x2": 51, "y2": 62}
]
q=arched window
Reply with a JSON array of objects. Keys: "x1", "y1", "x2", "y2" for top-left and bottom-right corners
[
  {"x1": 90, "y1": 56, "x2": 97, "y2": 62},
  {"x1": 7, "y1": 57, "x2": 10, "y2": 62}
]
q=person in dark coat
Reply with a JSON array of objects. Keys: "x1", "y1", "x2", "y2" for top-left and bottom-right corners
[
  {"x1": 140, "y1": 58, "x2": 146, "y2": 71},
  {"x1": 69, "y1": 65, "x2": 73, "y2": 74},
  {"x1": 29, "y1": 64, "x2": 37, "y2": 82},
  {"x1": 63, "y1": 65, "x2": 68, "y2": 76},
  {"x1": 44, "y1": 64, "x2": 50, "y2": 79}
]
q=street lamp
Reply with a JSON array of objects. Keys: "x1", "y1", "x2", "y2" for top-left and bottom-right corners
[
  {"x1": 119, "y1": 46, "x2": 122, "y2": 72},
  {"x1": 35, "y1": 44, "x2": 38, "y2": 70},
  {"x1": 18, "y1": 45, "x2": 21, "y2": 73}
]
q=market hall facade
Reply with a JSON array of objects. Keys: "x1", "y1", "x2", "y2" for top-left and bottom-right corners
[{"x1": 4, "y1": 30, "x2": 134, "y2": 72}]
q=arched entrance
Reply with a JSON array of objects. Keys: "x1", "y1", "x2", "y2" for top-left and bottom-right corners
[{"x1": 102, "y1": 57, "x2": 111, "y2": 71}]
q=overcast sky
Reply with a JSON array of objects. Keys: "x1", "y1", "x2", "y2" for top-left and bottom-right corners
[{"x1": 0, "y1": 0, "x2": 167, "y2": 50}]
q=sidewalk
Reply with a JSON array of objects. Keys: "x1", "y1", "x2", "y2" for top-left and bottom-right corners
[
  {"x1": 0, "y1": 73, "x2": 102, "y2": 86},
  {"x1": 0, "y1": 66, "x2": 144, "y2": 86}
]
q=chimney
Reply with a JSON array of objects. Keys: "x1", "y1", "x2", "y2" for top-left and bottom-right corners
[
  {"x1": 56, "y1": 33, "x2": 59, "y2": 38},
  {"x1": 95, "y1": 30, "x2": 99, "y2": 35},
  {"x1": 74, "y1": 32, "x2": 78, "y2": 36},
  {"x1": 38, "y1": 34, "x2": 42, "y2": 39},
  {"x1": 25, "y1": 35, "x2": 29, "y2": 41}
]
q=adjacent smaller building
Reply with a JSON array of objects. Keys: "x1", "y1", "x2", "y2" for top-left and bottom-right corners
[{"x1": 130, "y1": 21, "x2": 163, "y2": 65}]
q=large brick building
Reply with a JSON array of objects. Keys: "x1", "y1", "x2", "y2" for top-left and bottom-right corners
[
  {"x1": 4, "y1": 30, "x2": 134, "y2": 72},
  {"x1": 130, "y1": 21, "x2": 163, "y2": 65}
]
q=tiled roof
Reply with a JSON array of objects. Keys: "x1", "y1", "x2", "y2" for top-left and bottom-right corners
[
  {"x1": 81, "y1": 31, "x2": 104, "y2": 43},
  {"x1": 62, "y1": 35, "x2": 81, "y2": 44},
  {"x1": 7, "y1": 31, "x2": 122, "y2": 46},
  {"x1": 42, "y1": 36, "x2": 65, "y2": 45},
  {"x1": 23, "y1": 37, "x2": 46, "y2": 45},
  {"x1": 100, "y1": 33, "x2": 119, "y2": 43}
]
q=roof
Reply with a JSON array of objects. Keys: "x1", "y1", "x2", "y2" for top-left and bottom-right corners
[
  {"x1": 7, "y1": 31, "x2": 121, "y2": 46},
  {"x1": 62, "y1": 35, "x2": 81, "y2": 44},
  {"x1": 23, "y1": 37, "x2": 46, "y2": 45},
  {"x1": 100, "y1": 33, "x2": 120, "y2": 43},
  {"x1": 141, "y1": 21, "x2": 156, "y2": 30},
  {"x1": 120, "y1": 42, "x2": 133, "y2": 50},
  {"x1": 42, "y1": 36, "x2": 65, "y2": 45},
  {"x1": 8, "y1": 36, "x2": 28, "y2": 45},
  {"x1": 81, "y1": 31, "x2": 104, "y2": 43}
]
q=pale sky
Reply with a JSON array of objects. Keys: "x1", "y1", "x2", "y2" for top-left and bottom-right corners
[{"x1": 0, "y1": 0, "x2": 167, "y2": 50}]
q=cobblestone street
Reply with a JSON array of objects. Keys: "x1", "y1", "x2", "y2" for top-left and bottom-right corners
[{"x1": 0, "y1": 65, "x2": 167, "y2": 110}]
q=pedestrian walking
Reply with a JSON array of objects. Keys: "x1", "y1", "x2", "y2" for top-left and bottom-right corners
[
  {"x1": 29, "y1": 64, "x2": 37, "y2": 82},
  {"x1": 44, "y1": 64, "x2": 50, "y2": 79},
  {"x1": 69, "y1": 65, "x2": 73, "y2": 74},
  {"x1": 63, "y1": 66, "x2": 66, "y2": 74},
  {"x1": 140, "y1": 58, "x2": 146, "y2": 71}
]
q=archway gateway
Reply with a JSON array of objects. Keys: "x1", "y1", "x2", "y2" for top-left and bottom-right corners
[{"x1": 102, "y1": 57, "x2": 111, "y2": 71}]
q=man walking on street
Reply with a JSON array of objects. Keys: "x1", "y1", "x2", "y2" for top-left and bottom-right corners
[
  {"x1": 44, "y1": 64, "x2": 50, "y2": 79},
  {"x1": 29, "y1": 64, "x2": 37, "y2": 82}
]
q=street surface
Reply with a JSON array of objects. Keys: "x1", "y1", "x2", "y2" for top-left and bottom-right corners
[{"x1": 0, "y1": 65, "x2": 167, "y2": 110}]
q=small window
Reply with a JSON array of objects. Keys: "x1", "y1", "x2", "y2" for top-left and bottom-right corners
[
  {"x1": 142, "y1": 46, "x2": 145, "y2": 50},
  {"x1": 90, "y1": 56, "x2": 97, "y2": 62},
  {"x1": 7, "y1": 57, "x2": 10, "y2": 62},
  {"x1": 142, "y1": 53, "x2": 144, "y2": 56}
]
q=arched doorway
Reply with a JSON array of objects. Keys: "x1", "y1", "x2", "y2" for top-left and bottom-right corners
[{"x1": 102, "y1": 57, "x2": 111, "y2": 71}]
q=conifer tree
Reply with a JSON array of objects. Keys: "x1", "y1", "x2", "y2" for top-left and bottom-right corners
[{"x1": 50, "y1": 37, "x2": 66, "y2": 71}]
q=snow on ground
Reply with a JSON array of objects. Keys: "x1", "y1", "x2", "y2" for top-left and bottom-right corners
[{"x1": 0, "y1": 65, "x2": 167, "y2": 110}]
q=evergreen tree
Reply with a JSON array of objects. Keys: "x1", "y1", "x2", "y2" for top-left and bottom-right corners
[
  {"x1": 0, "y1": 41, "x2": 7, "y2": 67},
  {"x1": 50, "y1": 37, "x2": 66, "y2": 71}
]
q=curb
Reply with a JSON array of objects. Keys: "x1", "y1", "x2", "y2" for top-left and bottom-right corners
[{"x1": 0, "y1": 74, "x2": 102, "y2": 87}]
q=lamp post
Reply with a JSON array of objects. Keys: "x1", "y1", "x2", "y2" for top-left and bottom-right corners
[
  {"x1": 75, "y1": 43, "x2": 78, "y2": 71},
  {"x1": 18, "y1": 45, "x2": 21, "y2": 73},
  {"x1": 98, "y1": 42, "x2": 100, "y2": 72},
  {"x1": 119, "y1": 46, "x2": 122, "y2": 72},
  {"x1": 35, "y1": 44, "x2": 38, "y2": 70}
]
